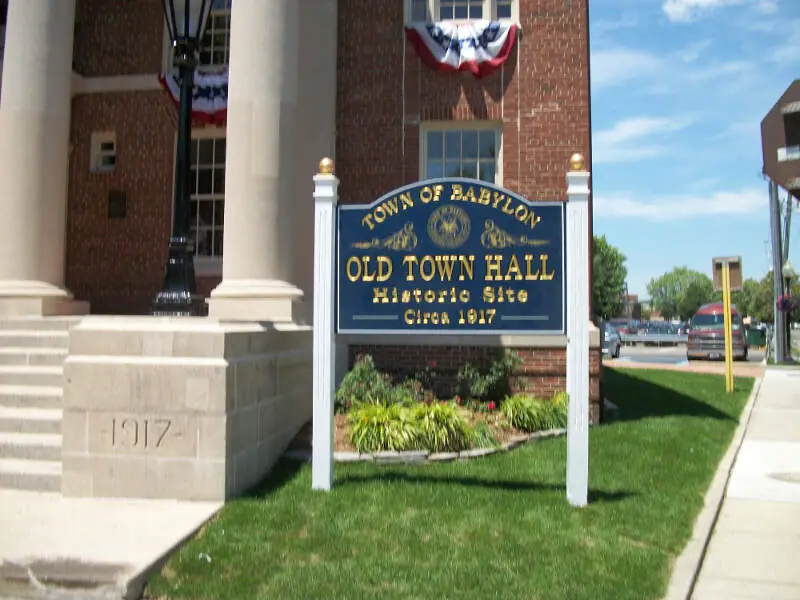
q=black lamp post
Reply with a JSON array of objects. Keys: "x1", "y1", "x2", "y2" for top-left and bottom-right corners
[{"x1": 152, "y1": 0, "x2": 213, "y2": 316}]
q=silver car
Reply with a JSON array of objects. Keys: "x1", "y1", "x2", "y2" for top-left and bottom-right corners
[{"x1": 602, "y1": 323, "x2": 622, "y2": 358}]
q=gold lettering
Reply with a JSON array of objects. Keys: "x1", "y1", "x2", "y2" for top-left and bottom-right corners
[
  {"x1": 376, "y1": 256, "x2": 392, "y2": 282},
  {"x1": 478, "y1": 187, "x2": 492, "y2": 205},
  {"x1": 419, "y1": 186, "x2": 442, "y2": 204},
  {"x1": 501, "y1": 198, "x2": 515, "y2": 216},
  {"x1": 374, "y1": 206, "x2": 387, "y2": 224},
  {"x1": 464, "y1": 186, "x2": 477, "y2": 203},
  {"x1": 522, "y1": 209, "x2": 541, "y2": 229},
  {"x1": 524, "y1": 254, "x2": 539, "y2": 280},
  {"x1": 383, "y1": 197, "x2": 400, "y2": 217},
  {"x1": 518, "y1": 290, "x2": 528, "y2": 302},
  {"x1": 404, "y1": 309, "x2": 451, "y2": 326},
  {"x1": 419, "y1": 256, "x2": 436, "y2": 281},
  {"x1": 435, "y1": 255, "x2": 458, "y2": 281},
  {"x1": 484, "y1": 255, "x2": 504, "y2": 281},
  {"x1": 361, "y1": 214, "x2": 375, "y2": 231},
  {"x1": 400, "y1": 192, "x2": 414, "y2": 210},
  {"x1": 346, "y1": 257, "x2": 362, "y2": 282},
  {"x1": 491, "y1": 192, "x2": 506, "y2": 209},
  {"x1": 506, "y1": 255, "x2": 523, "y2": 281},
  {"x1": 450, "y1": 184, "x2": 463, "y2": 201},
  {"x1": 540, "y1": 253, "x2": 555, "y2": 281},
  {"x1": 361, "y1": 256, "x2": 377, "y2": 282},
  {"x1": 373, "y1": 288, "x2": 389, "y2": 304},
  {"x1": 402, "y1": 256, "x2": 418, "y2": 281}
]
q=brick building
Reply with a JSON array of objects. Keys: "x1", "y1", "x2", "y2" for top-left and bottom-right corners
[{"x1": 0, "y1": 0, "x2": 597, "y2": 417}]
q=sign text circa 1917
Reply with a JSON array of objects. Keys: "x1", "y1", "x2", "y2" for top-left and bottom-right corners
[{"x1": 336, "y1": 179, "x2": 566, "y2": 334}]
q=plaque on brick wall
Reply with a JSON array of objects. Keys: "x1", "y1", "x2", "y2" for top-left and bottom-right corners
[
  {"x1": 336, "y1": 178, "x2": 566, "y2": 334},
  {"x1": 107, "y1": 189, "x2": 127, "y2": 219}
]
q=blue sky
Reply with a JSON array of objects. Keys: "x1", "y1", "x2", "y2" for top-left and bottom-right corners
[{"x1": 589, "y1": 0, "x2": 799, "y2": 298}]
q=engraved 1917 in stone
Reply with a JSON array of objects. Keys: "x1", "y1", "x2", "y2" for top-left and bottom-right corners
[{"x1": 111, "y1": 417, "x2": 172, "y2": 450}]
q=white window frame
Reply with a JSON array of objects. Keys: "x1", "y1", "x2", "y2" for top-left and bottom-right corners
[
  {"x1": 90, "y1": 132, "x2": 117, "y2": 173},
  {"x1": 419, "y1": 121, "x2": 503, "y2": 185},
  {"x1": 405, "y1": 0, "x2": 518, "y2": 24},
  {"x1": 161, "y1": 2, "x2": 233, "y2": 74},
  {"x1": 173, "y1": 126, "x2": 226, "y2": 275}
]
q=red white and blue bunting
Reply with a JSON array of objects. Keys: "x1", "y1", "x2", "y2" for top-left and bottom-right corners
[
  {"x1": 158, "y1": 70, "x2": 229, "y2": 125},
  {"x1": 405, "y1": 21, "x2": 519, "y2": 78}
]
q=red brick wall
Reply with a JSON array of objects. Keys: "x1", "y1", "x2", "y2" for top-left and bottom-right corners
[
  {"x1": 73, "y1": 0, "x2": 164, "y2": 77},
  {"x1": 335, "y1": 0, "x2": 592, "y2": 204},
  {"x1": 349, "y1": 345, "x2": 602, "y2": 423},
  {"x1": 66, "y1": 91, "x2": 220, "y2": 314},
  {"x1": 336, "y1": 0, "x2": 596, "y2": 418}
]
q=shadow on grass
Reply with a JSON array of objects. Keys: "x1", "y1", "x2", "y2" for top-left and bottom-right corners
[
  {"x1": 335, "y1": 472, "x2": 634, "y2": 504},
  {"x1": 604, "y1": 368, "x2": 736, "y2": 423},
  {"x1": 242, "y1": 458, "x2": 305, "y2": 499}
]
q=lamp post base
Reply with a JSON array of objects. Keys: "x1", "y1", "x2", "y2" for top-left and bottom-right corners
[{"x1": 151, "y1": 237, "x2": 204, "y2": 317}]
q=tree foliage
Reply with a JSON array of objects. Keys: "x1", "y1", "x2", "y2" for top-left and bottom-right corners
[
  {"x1": 646, "y1": 267, "x2": 715, "y2": 321},
  {"x1": 592, "y1": 235, "x2": 627, "y2": 321}
]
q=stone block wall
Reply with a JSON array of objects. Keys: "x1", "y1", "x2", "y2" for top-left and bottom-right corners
[{"x1": 62, "y1": 317, "x2": 311, "y2": 501}]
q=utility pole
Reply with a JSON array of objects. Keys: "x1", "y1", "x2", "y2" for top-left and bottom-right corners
[
  {"x1": 770, "y1": 179, "x2": 786, "y2": 363},
  {"x1": 784, "y1": 189, "x2": 792, "y2": 263}
]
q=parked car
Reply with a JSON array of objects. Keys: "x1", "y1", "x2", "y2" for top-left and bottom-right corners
[
  {"x1": 687, "y1": 303, "x2": 748, "y2": 361},
  {"x1": 602, "y1": 323, "x2": 622, "y2": 358}
]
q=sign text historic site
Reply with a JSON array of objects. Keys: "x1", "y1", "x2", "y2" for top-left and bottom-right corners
[{"x1": 336, "y1": 179, "x2": 566, "y2": 334}]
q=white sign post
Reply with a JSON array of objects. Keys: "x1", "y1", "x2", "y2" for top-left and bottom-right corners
[
  {"x1": 565, "y1": 153, "x2": 591, "y2": 508},
  {"x1": 312, "y1": 157, "x2": 339, "y2": 491}
]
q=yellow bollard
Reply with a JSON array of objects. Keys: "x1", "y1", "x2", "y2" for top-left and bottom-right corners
[{"x1": 722, "y1": 264, "x2": 735, "y2": 393}]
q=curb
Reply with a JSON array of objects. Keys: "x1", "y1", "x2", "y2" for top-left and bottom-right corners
[
  {"x1": 284, "y1": 427, "x2": 568, "y2": 465},
  {"x1": 662, "y1": 374, "x2": 763, "y2": 600}
]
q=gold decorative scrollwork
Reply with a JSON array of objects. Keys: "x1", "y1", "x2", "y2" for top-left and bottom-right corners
[
  {"x1": 480, "y1": 219, "x2": 549, "y2": 249},
  {"x1": 352, "y1": 222, "x2": 418, "y2": 250}
]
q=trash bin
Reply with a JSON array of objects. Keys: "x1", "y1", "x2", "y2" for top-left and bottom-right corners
[{"x1": 746, "y1": 327, "x2": 765, "y2": 348}]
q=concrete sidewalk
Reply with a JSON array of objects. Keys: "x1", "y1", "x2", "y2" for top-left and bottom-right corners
[
  {"x1": 0, "y1": 491, "x2": 220, "y2": 599},
  {"x1": 692, "y1": 368, "x2": 800, "y2": 599}
]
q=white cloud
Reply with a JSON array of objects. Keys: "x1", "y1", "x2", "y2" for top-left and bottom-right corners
[
  {"x1": 595, "y1": 187, "x2": 765, "y2": 219},
  {"x1": 593, "y1": 116, "x2": 695, "y2": 164},
  {"x1": 662, "y1": 0, "x2": 781, "y2": 22},
  {"x1": 591, "y1": 48, "x2": 662, "y2": 89},
  {"x1": 592, "y1": 14, "x2": 640, "y2": 35}
]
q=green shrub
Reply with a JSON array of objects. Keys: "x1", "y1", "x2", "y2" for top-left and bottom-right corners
[
  {"x1": 335, "y1": 355, "x2": 393, "y2": 413},
  {"x1": 470, "y1": 420, "x2": 500, "y2": 449},
  {"x1": 456, "y1": 350, "x2": 522, "y2": 401},
  {"x1": 413, "y1": 402, "x2": 472, "y2": 452},
  {"x1": 501, "y1": 393, "x2": 568, "y2": 432},
  {"x1": 348, "y1": 404, "x2": 420, "y2": 453}
]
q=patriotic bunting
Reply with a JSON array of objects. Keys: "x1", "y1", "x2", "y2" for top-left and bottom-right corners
[
  {"x1": 405, "y1": 21, "x2": 519, "y2": 78},
  {"x1": 158, "y1": 69, "x2": 229, "y2": 125}
]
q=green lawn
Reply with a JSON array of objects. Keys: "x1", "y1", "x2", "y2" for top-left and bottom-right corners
[{"x1": 147, "y1": 369, "x2": 753, "y2": 600}]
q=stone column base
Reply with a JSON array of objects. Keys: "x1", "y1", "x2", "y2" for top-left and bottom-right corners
[
  {"x1": 207, "y1": 279, "x2": 305, "y2": 323},
  {"x1": 62, "y1": 316, "x2": 312, "y2": 501},
  {"x1": 0, "y1": 281, "x2": 89, "y2": 317}
]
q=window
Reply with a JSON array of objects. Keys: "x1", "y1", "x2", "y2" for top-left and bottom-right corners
[
  {"x1": 406, "y1": 0, "x2": 516, "y2": 23},
  {"x1": 90, "y1": 132, "x2": 117, "y2": 173},
  {"x1": 186, "y1": 131, "x2": 226, "y2": 259},
  {"x1": 421, "y1": 124, "x2": 501, "y2": 184},
  {"x1": 165, "y1": 0, "x2": 232, "y2": 71}
]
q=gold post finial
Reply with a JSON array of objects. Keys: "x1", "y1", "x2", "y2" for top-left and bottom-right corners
[
  {"x1": 569, "y1": 153, "x2": 585, "y2": 172},
  {"x1": 319, "y1": 157, "x2": 335, "y2": 175}
]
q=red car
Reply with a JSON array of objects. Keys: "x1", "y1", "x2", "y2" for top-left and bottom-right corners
[{"x1": 687, "y1": 302, "x2": 748, "y2": 361}]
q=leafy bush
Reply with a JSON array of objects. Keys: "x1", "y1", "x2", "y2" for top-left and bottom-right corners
[
  {"x1": 349, "y1": 404, "x2": 420, "y2": 453},
  {"x1": 470, "y1": 420, "x2": 500, "y2": 449},
  {"x1": 501, "y1": 393, "x2": 568, "y2": 432},
  {"x1": 413, "y1": 402, "x2": 472, "y2": 452},
  {"x1": 335, "y1": 355, "x2": 393, "y2": 413},
  {"x1": 456, "y1": 351, "x2": 522, "y2": 401}
]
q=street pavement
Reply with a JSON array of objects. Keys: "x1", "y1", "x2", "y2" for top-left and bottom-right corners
[
  {"x1": 690, "y1": 368, "x2": 800, "y2": 599},
  {"x1": 606, "y1": 346, "x2": 766, "y2": 378}
]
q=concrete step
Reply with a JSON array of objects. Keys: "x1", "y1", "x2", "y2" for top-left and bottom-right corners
[
  {"x1": 0, "y1": 347, "x2": 67, "y2": 367},
  {"x1": 0, "y1": 407, "x2": 61, "y2": 434},
  {"x1": 0, "y1": 432, "x2": 61, "y2": 461},
  {"x1": 0, "y1": 385, "x2": 62, "y2": 409},
  {"x1": 0, "y1": 316, "x2": 82, "y2": 331},
  {"x1": 0, "y1": 365, "x2": 62, "y2": 387},
  {"x1": 0, "y1": 330, "x2": 69, "y2": 349},
  {"x1": 0, "y1": 458, "x2": 61, "y2": 491}
]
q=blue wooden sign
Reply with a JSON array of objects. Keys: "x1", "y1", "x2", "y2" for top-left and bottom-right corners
[{"x1": 336, "y1": 178, "x2": 566, "y2": 334}]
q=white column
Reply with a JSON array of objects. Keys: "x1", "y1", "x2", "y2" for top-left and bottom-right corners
[
  {"x1": 566, "y1": 153, "x2": 591, "y2": 508},
  {"x1": 208, "y1": 0, "x2": 303, "y2": 322},
  {"x1": 0, "y1": 0, "x2": 82, "y2": 316},
  {"x1": 311, "y1": 158, "x2": 338, "y2": 491}
]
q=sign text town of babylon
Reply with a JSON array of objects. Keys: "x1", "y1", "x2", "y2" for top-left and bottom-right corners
[{"x1": 337, "y1": 179, "x2": 566, "y2": 334}]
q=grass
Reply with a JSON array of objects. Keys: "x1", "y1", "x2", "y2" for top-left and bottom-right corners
[{"x1": 146, "y1": 369, "x2": 753, "y2": 600}]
